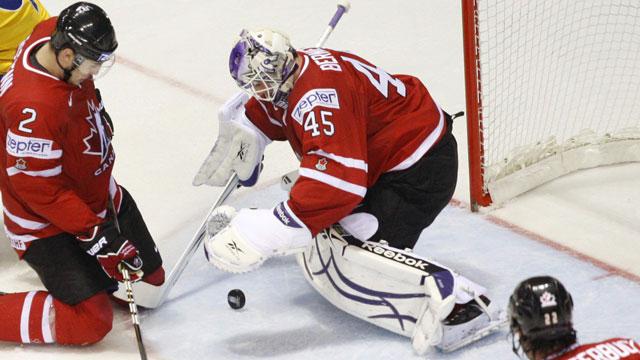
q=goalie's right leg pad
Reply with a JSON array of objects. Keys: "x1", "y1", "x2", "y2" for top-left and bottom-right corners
[{"x1": 297, "y1": 226, "x2": 501, "y2": 354}]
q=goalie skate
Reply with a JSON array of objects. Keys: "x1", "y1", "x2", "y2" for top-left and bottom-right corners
[{"x1": 438, "y1": 303, "x2": 508, "y2": 353}]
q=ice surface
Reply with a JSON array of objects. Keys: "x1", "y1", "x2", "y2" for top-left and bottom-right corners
[{"x1": 0, "y1": 0, "x2": 638, "y2": 359}]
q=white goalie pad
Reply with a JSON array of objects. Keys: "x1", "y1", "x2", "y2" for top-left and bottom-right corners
[
  {"x1": 296, "y1": 227, "x2": 427, "y2": 338},
  {"x1": 296, "y1": 225, "x2": 506, "y2": 354}
]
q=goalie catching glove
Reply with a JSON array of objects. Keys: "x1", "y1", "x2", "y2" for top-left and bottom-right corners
[
  {"x1": 193, "y1": 92, "x2": 270, "y2": 187},
  {"x1": 76, "y1": 220, "x2": 143, "y2": 282}
]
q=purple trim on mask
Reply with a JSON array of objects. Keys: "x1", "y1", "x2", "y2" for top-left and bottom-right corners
[
  {"x1": 307, "y1": 231, "x2": 426, "y2": 331},
  {"x1": 229, "y1": 40, "x2": 248, "y2": 81}
]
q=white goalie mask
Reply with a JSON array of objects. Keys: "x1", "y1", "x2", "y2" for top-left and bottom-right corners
[{"x1": 229, "y1": 29, "x2": 298, "y2": 105}]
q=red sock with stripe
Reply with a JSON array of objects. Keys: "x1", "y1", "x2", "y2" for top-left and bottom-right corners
[
  {"x1": 0, "y1": 291, "x2": 54, "y2": 344},
  {"x1": 0, "y1": 291, "x2": 113, "y2": 345}
]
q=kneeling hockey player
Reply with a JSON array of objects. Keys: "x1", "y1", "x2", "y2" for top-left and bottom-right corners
[{"x1": 0, "y1": 2, "x2": 164, "y2": 345}]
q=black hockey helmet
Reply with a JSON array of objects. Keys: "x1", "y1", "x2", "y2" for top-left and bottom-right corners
[
  {"x1": 508, "y1": 276, "x2": 575, "y2": 341},
  {"x1": 51, "y1": 2, "x2": 117, "y2": 63}
]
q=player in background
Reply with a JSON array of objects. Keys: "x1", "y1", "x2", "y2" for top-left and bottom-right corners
[
  {"x1": 194, "y1": 29, "x2": 504, "y2": 354},
  {"x1": 0, "y1": 0, "x2": 49, "y2": 79},
  {"x1": 0, "y1": 2, "x2": 164, "y2": 345},
  {"x1": 509, "y1": 276, "x2": 640, "y2": 359}
]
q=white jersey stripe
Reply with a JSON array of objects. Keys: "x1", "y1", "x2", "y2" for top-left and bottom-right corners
[
  {"x1": 3, "y1": 207, "x2": 48, "y2": 230},
  {"x1": 3, "y1": 207, "x2": 49, "y2": 230},
  {"x1": 41, "y1": 294, "x2": 54, "y2": 343},
  {"x1": 4, "y1": 226, "x2": 38, "y2": 242},
  {"x1": 20, "y1": 291, "x2": 37, "y2": 343},
  {"x1": 7, "y1": 165, "x2": 62, "y2": 177},
  {"x1": 109, "y1": 176, "x2": 117, "y2": 198},
  {"x1": 299, "y1": 168, "x2": 366, "y2": 197},
  {"x1": 388, "y1": 104, "x2": 445, "y2": 172},
  {"x1": 299, "y1": 55, "x2": 310, "y2": 78},
  {"x1": 22, "y1": 37, "x2": 59, "y2": 81},
  {"x1": 307, "y1": 149, "x2": 368, "y2": 171}
]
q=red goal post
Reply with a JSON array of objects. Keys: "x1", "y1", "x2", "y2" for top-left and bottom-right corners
[{"x1": 462, "y1": 0, "x2": 640, "y2": 211}]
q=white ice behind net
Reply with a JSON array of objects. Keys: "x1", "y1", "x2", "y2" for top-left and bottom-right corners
[{"x1": 476, "y1": 1, "x2": 640, "y2": 204}]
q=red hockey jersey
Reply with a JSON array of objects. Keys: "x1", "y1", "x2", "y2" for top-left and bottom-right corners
[
  {"x1": 0, "y1": 18, "x2": 121, "y2": 257},
  {"x1": 550, "y1": 338, "x2": 640, "y2": 360},
  {"x1": 244, "y1": 48, "x2": 447, "y2": 235}
]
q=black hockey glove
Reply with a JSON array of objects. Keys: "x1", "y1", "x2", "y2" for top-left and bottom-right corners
[{"x1": 77, "y1": 220, "x2": 143, "y2": 282}]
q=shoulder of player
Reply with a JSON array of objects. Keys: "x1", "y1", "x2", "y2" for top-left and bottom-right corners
[
  {"x1": 3, "y1": 90, "x2": 70, "y2": 136},
  {"x1": 287, "y1": 50, "x2": 359, "y2": 121},
  {"x1": 297, "y1": 48, "x2": 352, "y2": 83},
  {"x1": 560, "y1": 338, "x2": 640, "y2": 357}
]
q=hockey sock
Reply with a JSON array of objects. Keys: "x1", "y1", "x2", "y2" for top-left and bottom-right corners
[
  {"x1": 0, "y1": 291, "x2": 113, "y2": 345},
  {"x1": 0, "y1": 291, "x2": 55, "y2": 343},
  {"x1": 54, "y1": 291, "x2": 113, "y2": 345}
]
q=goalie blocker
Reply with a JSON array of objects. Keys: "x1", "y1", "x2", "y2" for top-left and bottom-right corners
[{"x1": 298, "y1": 225, "x2": 506, "y2": 354}]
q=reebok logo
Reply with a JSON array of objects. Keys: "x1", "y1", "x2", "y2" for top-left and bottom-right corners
[
  {"x1": 361, "y1": 243, "x2": 439, "y2": 273},
  {"x1": 291, "y1": 88, "x2": 340, "y2": 125},
  {"x1": 273, "y1": 202, "x2": 302, "y2": 228},
  {"x1": 225, "y1": 240, "x2": 244, "y2": 260},
  {"x1": 6, "y1": 130, "x2": 57, "y2": 159},
  {"x1": 236, "y1": 142, "x2": 249, "y2": 161}
]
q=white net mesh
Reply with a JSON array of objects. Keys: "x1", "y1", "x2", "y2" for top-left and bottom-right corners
[{"x1": 474, "y1": 1, "x2": 640, "y2": 203}]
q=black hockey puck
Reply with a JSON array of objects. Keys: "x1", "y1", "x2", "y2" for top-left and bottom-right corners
[{"x1": 227, "y1": 289, "x2": 246, "y2": 310}]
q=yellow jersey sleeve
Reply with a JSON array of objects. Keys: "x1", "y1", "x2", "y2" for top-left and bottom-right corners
[{"x1": 0, "y1": 0, "x2": 50, "y2": 75}]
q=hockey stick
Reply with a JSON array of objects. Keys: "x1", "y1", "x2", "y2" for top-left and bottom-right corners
[
  {"x1": 115, "y1": 1, "x2": 351, "y2": 309},
  {"x1": 128, "y1": 173, "x2": 239, "y2": 309},
  {"x1": 110, "y1": 197, "x2": 148, "y2": 360}
]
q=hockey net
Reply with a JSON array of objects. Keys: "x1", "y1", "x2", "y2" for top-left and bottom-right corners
[{"x1": 462, "y1": 0, "x2": 640, "y2": 209}]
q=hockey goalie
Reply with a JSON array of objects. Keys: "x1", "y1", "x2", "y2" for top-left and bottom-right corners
[{"x1": 193, "y1": 28, "x2": 505, "y2": 354}]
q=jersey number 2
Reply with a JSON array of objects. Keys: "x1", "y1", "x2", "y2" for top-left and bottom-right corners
[
  {"x1": 18, "y1": 108, "x2": 37, "y2": 133},
  {"x1": 341, "y1": 56, "x2": 406, "y2": 98}
]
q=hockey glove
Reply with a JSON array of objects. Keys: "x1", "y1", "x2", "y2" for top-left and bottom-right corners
[{"x1": 77, "y1": 220, "x2": 144, "y2": 282}]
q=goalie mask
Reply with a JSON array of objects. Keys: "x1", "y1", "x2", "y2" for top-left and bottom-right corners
[
  {"x1": 229, "y1": 29, "x2": 298, "y2": 106},
  {"x1": 508, "y1": 276, "x2": 576, "y2": 355}
]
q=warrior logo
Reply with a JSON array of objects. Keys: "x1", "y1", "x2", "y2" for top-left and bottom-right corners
[{"x1": 82, "y1": 100, "x2": 113, "y2": 164}]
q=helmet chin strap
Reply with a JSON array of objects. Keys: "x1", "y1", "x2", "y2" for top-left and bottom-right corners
[
  {"x1": 54, "y1": 49, "x2": 80, "y2": 82},
  {"x1": 273, "y1": 62, "x2": 299, "y2": 108}
]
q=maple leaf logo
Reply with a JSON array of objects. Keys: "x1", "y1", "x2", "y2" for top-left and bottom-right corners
[{"x1": 82, "y1": 100, "x2": 113, "y2": 163}]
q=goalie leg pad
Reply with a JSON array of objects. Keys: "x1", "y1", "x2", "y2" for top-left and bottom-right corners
[
  {"x1": 296, "y1": 228, "x2": 427, "y2": 337},
  {"x1": 297, "y1": 226, "x2": 500, "y2": 354}
]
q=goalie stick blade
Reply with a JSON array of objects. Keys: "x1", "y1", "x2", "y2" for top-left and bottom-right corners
[{"x1": 438, "y1": 312, "x2": 509, "y2": 353}]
